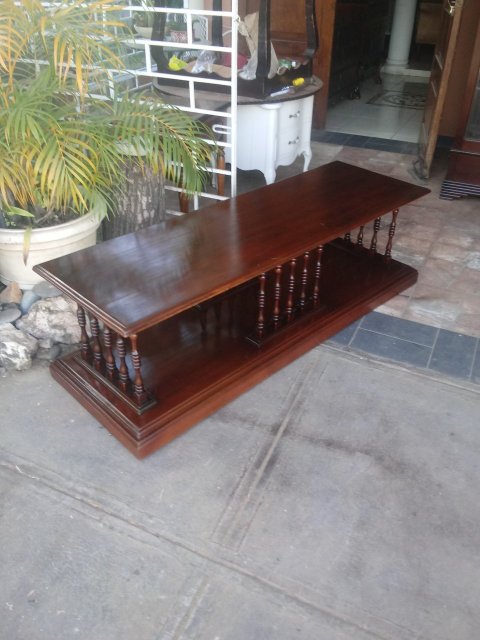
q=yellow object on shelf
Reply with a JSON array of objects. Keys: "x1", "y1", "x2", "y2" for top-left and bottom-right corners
[
  {"x1": 292, "y1": 78, "x2": 305, "y2": 87},
  {"x1": 168, "y1": 55, "x2": 187, "y2": 71}
]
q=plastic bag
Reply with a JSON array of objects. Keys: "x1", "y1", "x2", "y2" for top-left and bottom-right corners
[
  {"x1": 239, "y1": 54, "x2": 257, "y2": 80},
  {"x1": 190, "y1": 50, "x2": 217, "y2": 74}
]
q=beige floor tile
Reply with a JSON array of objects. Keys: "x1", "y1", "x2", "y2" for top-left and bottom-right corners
[{"x1": 236, "y1": 143, "x2": 479, "y2": 337}]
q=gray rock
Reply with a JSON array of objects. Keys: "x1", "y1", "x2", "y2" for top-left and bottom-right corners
[
  {"x1": 36, "y1": 344, "x2": 62, "y2": 361},
  {"x1": 32, "y1": 281, "x2": 62, "y2": 299},
  {"x1": 38, "y1": 337, "x2": 55, "y2": 349},
  {"x1": 16, "y1": 295, "x2": 80, "y2": 344},
  {"x1": 0, "y1": 281, "x2": 22, "y2": 305},
  {"x1": 0, "y1": 307, "x2": 22, "y2": 325},
  {"x1": 20, "y1": 290, "x2": 41, "y2": 314},
  {"x1": 0, "y1": 324, "x2": 38, "y2": 370}
]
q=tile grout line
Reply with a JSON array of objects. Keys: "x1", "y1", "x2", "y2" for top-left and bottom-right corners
[
  {"x1": 348, "y1": 319, "x2": 363, "y2": 346},
  {"x1": 357, "y1": 325, "x2": 438, "y2": 350},
  {"x1": 331, "y1": 314, "x2": 479, "y2": 385},
  {"x1": 425, "y1": 327, "x2": 441, "y2": 370},
  {"x1": 468, "y1": 337, "x2": 480, "y2": 382}
]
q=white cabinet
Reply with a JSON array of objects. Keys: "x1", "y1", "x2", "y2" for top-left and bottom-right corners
[{"x1": 227, "y1": 94, "x2": 314, "y2": 185}]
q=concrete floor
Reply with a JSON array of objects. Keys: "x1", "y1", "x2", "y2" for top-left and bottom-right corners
[{"x1": 1, "y1": 343, "x2": 480, "y2": 640}]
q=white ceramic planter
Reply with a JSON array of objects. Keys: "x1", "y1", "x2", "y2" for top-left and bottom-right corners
[
  {"x1": 134, "y1": 25, "x2": 152, "y2": 39},
  {"x1": 0, "y1": 211, "x2": 102, "y2": 289}
]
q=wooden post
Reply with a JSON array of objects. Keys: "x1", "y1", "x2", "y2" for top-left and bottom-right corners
[
  {"x1": 89, "y1": 315, "x2": 103, "y2": 371},
  {"x1": 300, "y1": 251, "x2": 310, "y2": 310},
  {"x1": 385, "y1": 209, "x2": 399, "y2": 261},
  {"x1": 256, "y1": 272, "x2": 267, "y2": 341},
  {"x1": 286, "y1": 258, "x2": 296, "y2": 322},
  {"x1": 103, "y1": 326, "x2": 117, "y2": 381},
  {"x1": 130, "y1": 334, "x2": 149, "y2": 407},
  {"x1": 370, "y1": 217, "x2": 381, "y2": 254},
  {"x1": 77, "y1": 305, "x2": 91, "y2": 362},
  {"x1": 273, "y1": 265, "x2": 283, "y2": 329},
  {"x1": 312, "y1": 245, "x2": 324, "y2": 307},
  {"x1": 116, "y1": 335, "x2": 129, "y2": 393}
]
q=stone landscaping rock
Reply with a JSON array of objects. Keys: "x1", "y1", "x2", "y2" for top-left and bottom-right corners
[
  {"x1": 0, "y1": 274, "x2": 84, "y2": 371},
  {"x1": 0, "y1": 324, "x2": 38, "y2": 370},
  {"x1": 0, "y1": 282, "x2": 22, "y2": 305},
  {"x1": 38, "y1": 337, "x2": 55, "y2": 349},
  {"x1": 0, "y1": 281, "x2": 81, "y2": 372},
  {"x1": 36, "y1": 344, "x2": 62, "y2": 361},
  {"x1": 0, "y1": 307, "x2": 22, "y2": 325},
  {"x1": 20, "y1": 289, "x2": 41, "y2": 314},
  {"x1": 16, "y1": 296, "x2": 81, "y2": 344},
  {"x1": 32, "y1": 281, "x2": 62, "y2": 299}
]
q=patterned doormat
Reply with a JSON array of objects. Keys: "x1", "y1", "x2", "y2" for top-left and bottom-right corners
[{"x1": 368, "y1": 84, "x2": 427, "y2": 110}]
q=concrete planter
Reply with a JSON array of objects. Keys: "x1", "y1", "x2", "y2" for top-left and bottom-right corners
[
  {"x1": 0, "y1": 211, "x2": 102, "y2": 289},
  {"x1": 134, "y1": 25, "x2": 152, "y2": 39}
]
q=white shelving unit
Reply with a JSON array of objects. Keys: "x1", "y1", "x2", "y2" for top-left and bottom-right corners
[
  {"x1": 122, "y1": 0, "x2": 239, "y2": 213},
  {"x1": 226, "y1": 95, "x2": 315, "y2": 185}
]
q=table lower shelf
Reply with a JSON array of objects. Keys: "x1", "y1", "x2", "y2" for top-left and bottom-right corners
[{"x1": 51, "y1": 240, "x2": 417, "y2": 458}]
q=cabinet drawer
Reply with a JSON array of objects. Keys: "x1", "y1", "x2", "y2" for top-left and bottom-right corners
[
  {"x1": 276, "y1": 130, "x2": 303, "y2": 165},
  {"x1": 278, "y1": 99, "x2": 306, "y2": 131}
]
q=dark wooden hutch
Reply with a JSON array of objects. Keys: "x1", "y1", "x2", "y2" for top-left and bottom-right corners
[
  {"x1": 440, "y1": 20, "x2": 480, "y2": 199},
  {"x1": 151, "y1": 0, "x2": 318, "y2": 99}
]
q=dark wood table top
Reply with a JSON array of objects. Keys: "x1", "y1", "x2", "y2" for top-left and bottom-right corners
[
  {"x1": 35, "y1": 161, "x2": 429, "y2": 336},
  {"x1": 153, "y1": 75, "x2": 323, "y2": 111}
]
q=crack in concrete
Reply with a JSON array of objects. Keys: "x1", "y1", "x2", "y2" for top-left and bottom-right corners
[
  {"x1": 0, "y1": 454, "x2": 419, "y2": 640},
  {"x1": 211, "y1": 351, "x2": 326, "y2": 551}
]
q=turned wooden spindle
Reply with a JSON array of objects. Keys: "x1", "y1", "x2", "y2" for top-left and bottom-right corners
[
  {"x1": 385, "y1": 208, "x2": 399, "y2": 261},
  {"x1": 216, "y1": 148, "x2": 225, "y2": 197},
  {"x1": 273, "y1": 265, "x2": 282, "y2": 329},
  {"x1": 77, "y1": 305, "x2": 91, "y2": 361},
  {"x1": 256, "y1": 273, "x2": 267, "y2": 340},
  {"x1": 103, "y1": 326, "x2": 117, "y2": 381},
  {"x1": 370, "y1": 217, "x2": 381, "y2": 254},
  {"x1": 130, "y1": 334, "x2": 148, "y2": 406},
  {"x1": 344, "y1": 231, "x2": 351, "y2": 243},
  {"x1": 356, "y1": 225, "x2": 365, "y2": 248},
  {"x1": 116, "y1": 335, "x2": 130, "y2": 393},
  {"x1": 286, "y1": 258, "x2": 296, "y2": 322},
  {"x1": 299, "y1": 251, "x2": 310, "y2": 311},
  {"x1": 178, "y1": 191, "x2": 190, "y2": 214},
  {"x1": 89, "y1": 315, "x2": 103, "y2": 371},
  {"x1": 312, "y1": 245, "x2": 324, "y2": 308}
]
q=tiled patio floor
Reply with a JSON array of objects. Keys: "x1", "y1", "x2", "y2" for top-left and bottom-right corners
[
  {"x1": 228, "y1": 139, "x2": 480, "y2": 385},
  {"x1": 249, "y1": 142, "x2": 480, "y2": 340}
]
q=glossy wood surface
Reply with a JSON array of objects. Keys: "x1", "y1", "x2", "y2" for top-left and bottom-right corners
[
  {"x1": 50, "y1": 241, "x2": 418, "y2": 458},
  {"x1": 37, "y1": 161, "x2": 430, "y2": 458},
  {"x1": 35, "y1": 161, "x2": 428, "y2": 337}
]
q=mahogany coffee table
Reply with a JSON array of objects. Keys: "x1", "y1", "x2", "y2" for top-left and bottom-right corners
[{"x1": 35, "y1": 161, "x2": 429, "y2": 458}]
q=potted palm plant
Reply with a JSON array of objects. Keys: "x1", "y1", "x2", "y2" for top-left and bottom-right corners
[{"x1": 0, "y1": 0, "x2": 213, "y2": 288}]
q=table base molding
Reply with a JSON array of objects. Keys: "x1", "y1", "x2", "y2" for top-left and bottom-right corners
[{"x1": 50, "y1": 241, "x2": 417, "y2": 458}]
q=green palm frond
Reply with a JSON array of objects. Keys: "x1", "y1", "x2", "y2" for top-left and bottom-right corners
[
  {"x1": 0, "y1": 0, "x2": 215, "y2": 228},
  {"x1": 1, "y1": 0, "x2": 128, "y2": 93},
  {"x1": 111, "y1": 94, "x2": 213, "y2": 193}
]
